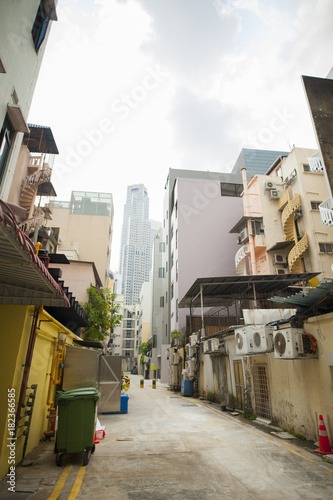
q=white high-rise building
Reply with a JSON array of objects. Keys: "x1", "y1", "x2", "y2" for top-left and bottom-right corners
[{"x1": 119, "y1": 184, "x2": 160, "y2": 305}]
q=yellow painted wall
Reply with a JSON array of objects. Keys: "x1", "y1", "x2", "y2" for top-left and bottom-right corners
[{"x1": 0, "y1": 305, "x2": 79, "y2": 480}]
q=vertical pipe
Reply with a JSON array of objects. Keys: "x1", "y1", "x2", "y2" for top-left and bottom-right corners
[
  {"x1": 200, "y1": 284, "x2": 204, "y2": 337},
  {"x1": 15, "y1": 306, "x2": 43, "y2": 438}
]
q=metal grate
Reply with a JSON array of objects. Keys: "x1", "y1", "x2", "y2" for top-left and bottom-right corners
[{"x1": 252, "y1": 365, "x2": 272, "y2": 420}]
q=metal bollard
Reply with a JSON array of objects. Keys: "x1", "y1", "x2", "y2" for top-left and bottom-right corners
[
  {"x1": 152, "y1": 379, "x2": 156, "y2": 389},
  {"x1": 140, "y1": 378, "x2": 144, "y2": 388}
]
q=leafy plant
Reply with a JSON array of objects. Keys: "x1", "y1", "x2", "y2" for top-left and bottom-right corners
[
  {"x1": 121, "y1": 372, "x2": 130, "y2": 392},
  {"x1": 171, "y1": 329, "x2": 184, "y2": 345},
  {"x1": 81, "y1": 287, "x2": 122, "y2": 342},
  {"x1": 139, "y1": 341, "x2": 149, "y2": 364}
]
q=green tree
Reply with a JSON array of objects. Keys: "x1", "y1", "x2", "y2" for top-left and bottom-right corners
[{"x1": 82, "y1": 287, "x2": 122, "y2": 342}]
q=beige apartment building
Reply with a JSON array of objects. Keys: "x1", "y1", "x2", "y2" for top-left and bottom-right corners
[
  {"x1": 49, "y1": 191, "x2": 114, "y2": 287},
  {"x1": 232, "y1": 147, "x2": 333, "y2": 281}
]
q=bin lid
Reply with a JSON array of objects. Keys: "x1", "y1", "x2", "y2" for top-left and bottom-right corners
[{"x1": 56, "y1": 387, "x2": 100, "y2": 403}]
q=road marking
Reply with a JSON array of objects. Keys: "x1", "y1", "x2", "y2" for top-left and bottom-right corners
[
  {"x1": 280, "y1": 445, "x2": 320, "y2": 465},
  {"x1": 159, "y1": 387, "x2": 333, "y2": 473},
  {"x1": 47, "y1": 465, "x2": 72, "y2": 499},
  {"x1": 68, "y1": 466, "x2": 86, "y2": 499}
]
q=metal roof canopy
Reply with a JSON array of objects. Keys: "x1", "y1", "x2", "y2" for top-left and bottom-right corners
[
  {"x1": 179, "y1": 273, "x2": 319, "y2": 309},
  {"x1": 23, "y1": 124, "x2": 59, "y2": 155},
  {"x1": 269, "y1": 281, "x2": 333, "y2": 317},
  {"x1": 0, "y1": 210, "x2": 69, "y2": 307}
]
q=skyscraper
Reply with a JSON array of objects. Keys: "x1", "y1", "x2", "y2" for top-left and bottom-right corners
[{"x1": 119, "y1": 184, "x2": 160, "y2": 305}]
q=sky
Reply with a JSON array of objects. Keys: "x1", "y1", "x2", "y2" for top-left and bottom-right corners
[{"x1": 28, "y1": 0, "x2": 333, "y2": 271}]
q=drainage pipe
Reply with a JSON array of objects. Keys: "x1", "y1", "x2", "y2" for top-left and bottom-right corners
[{"x1": 15, "y1": 305, "x2": 43, "y2": 438}]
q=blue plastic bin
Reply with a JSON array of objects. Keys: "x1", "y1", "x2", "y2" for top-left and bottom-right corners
[
  {"x1": 181, "y1": 380, "x2": 193, "y2": 397},
  {"x1": 120, "y1": 394, "x2": 129, "y2": 413}
]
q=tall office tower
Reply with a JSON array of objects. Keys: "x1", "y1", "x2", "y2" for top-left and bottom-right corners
[{"x1": 119, "y1": 184, "x2": 160, "y2": 305}]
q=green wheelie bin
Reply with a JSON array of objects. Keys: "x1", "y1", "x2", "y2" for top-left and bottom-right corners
[{"x1": 55, "y1": 387, "x2": 100, "y2": 466}]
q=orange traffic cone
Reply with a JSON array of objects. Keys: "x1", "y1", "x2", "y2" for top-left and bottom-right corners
[{"x1": 314, "y1": 415, "x2": 333, "y2": 455}]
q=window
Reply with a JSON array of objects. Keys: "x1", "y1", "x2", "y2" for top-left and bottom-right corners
[
  {"x1": 303, "y1": 163, "x2": 310, "y2": 172},
  {"x1": 176, "y1": 260, "x2": 178, "y2": 281},
  {"x1": 171, "y1": 252, "x2": 174, "y2": 269},
  {"x1": 251, "y1": 220, "x2": 264, "y2": 235},
  {"x1": 311, "y1": 201, "x2": 321, "y2": 210},
  {"x1": 166, "y1": 261, "x2": 168, "y2": 273},
  {"x1": 0, "y1": 117, "x2": 14, "y2": 186},
  {"x1": 319, "y1": 243, "x2": 333, "y2": 253},
  {"x1": 158, "y1": 267, "x2": 165, "y2": 278},
  {"x1": 159, "y1": 241, "x2": 165, "y2": 252},
  {"x1": 171, "y1": 283, "x2": 174, "y2": 299},
  {"x1": 176, "y1": 229, "x2": 178, "y2": 249},
  {"x1": 166, "y1": 291, "x2": 168, "y2": 304},
  {"x1": 32, "y1": 2, "x2": 52, "y2": 52},
  {"x1": 176, "y1": 299, "x2": 179, "y2": 322},
  {"x1": 125, "y1": 340, "x2": 131, "y2": 348},
  {"x1": 160, "y1": 296, "x2": 164, "y2": 307}
]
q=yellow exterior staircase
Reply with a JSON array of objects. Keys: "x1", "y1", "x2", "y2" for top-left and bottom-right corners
[{"x1": 280, "y1": 193, "x2": 308, "y2": 273}]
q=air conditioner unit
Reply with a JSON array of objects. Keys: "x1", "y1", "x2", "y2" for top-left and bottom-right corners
[
  {"x1": 265, "y1": 181, "x2": 276, "y2": 191},
  {"x1": 172, "y1": 352, "x2": 180, "y2": 364},
  {"x1": 189, "y1": 345, "x2": 196, "y2": 357},
  {"x1": 273, "y1": 328, "x2": 304, "y2": 358},
  {"x1": 185, "y1": 343, "x2": 191, "y2": 357},
  {"x1": 273, "y1": 254, "x2": 287, "y2": 265},
  {"x1": 275, "y1": 268, "x2": 288, "y2": 274},
  {"x1": 203, "y1": 340, "x2": 209, "y2": 353},
  {"x1": 190, "y1": 333, "x2": 199, "y2": 346},
  {"x1": 211, "y1": 338, "x2": 220, "y2": 352},
  {"x1": 185, "y1": 359, "x2": 196, "y2": 378},
  {"x1": 235, "y1": 327, "x2": 254, "y2": 355},
  {"x1": 269, "y1": 189, "x2": 280, "y2": 200},
  {"x1": 252, "y1": 326, "x2": 274, "y2": 353},
  {"x1": 240, "y1": 227, "x2": 248, "y2": 242}
]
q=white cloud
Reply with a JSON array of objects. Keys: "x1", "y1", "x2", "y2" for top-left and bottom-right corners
[{"x1": 28, "y1": 0, "x2": 333, "y2": 270}]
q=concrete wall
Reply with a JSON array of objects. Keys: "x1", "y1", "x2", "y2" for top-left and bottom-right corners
[
  {"x1": 48, "y1": 260, "x2": 99, "y2": 303},
  {"x1": 49, "y1": 207, "x2": 112, "y2": 287},
  {"x1": 0, "y1": 305, "x2": 78, "y2": 480},
  {"x1": 175, "y1": 177, "x2": 243, "y2": 331},
  {"x1": 0, "y1": 2, "x2": 54, "y2": 199}
]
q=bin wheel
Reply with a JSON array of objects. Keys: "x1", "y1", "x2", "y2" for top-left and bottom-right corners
[
  {"x1": 82, "y1": 449, "x2": 90, "y2": 466},
  {"x1": 56, "y1": 453, "x2": 64, "y2": 467},
  {"x1": 91, "y1": 444, "x2": 96, "y2": 455}
]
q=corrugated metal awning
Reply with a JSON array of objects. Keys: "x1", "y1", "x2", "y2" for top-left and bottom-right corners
[
  {"x1": 179, "y1": 273, "x2": 319, "y2": 308},
  {"x1": 0, "y1": 201, "x2": 70, "y2": 307},
  {"x1": 269, "y1": 281, "x2": 333, "y2": 315}
]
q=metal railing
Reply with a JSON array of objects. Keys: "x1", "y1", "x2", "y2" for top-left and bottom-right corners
[{"x1": 319, "y1": 198, "x2": 333, "y2": 226}]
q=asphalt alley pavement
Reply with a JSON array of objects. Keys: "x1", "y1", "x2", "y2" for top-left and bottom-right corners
[{"x1": 1, "y1": 374, "x2": 333, "y2": 499}]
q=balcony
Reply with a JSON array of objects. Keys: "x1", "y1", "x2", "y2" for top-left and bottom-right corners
[
  {"x1": 308, "y1": 154, "x2": 324, "y2": 173},
  {"x1": 319, "y1": 198, "x2": 333, "y2": 226},
  {"x1": 235, "y1": 245, "x2": 248, "y2": 268}
]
